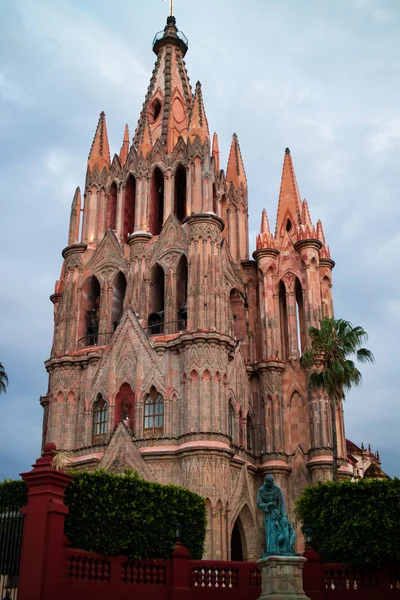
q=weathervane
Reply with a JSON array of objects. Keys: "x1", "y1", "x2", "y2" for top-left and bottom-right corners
[{"x1": 162, "y1": 0, "x2": 174, "y2": 17}]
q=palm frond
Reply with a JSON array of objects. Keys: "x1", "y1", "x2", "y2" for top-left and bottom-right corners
[
  {"x1": 0, "y1": 362, "x2": 8, "y2": 395},
  {"x1": 51, "y1": 450, "x2": 73, "y2": 471}
]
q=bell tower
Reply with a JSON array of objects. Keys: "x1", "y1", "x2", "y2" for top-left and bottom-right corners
[{"x1": 41, "y1": 16, "x2": 348, "y2": 561}]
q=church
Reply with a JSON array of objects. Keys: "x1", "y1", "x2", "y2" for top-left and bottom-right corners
[{"x1": 41, "y1": 15, "x2": 349, "y2": 561}]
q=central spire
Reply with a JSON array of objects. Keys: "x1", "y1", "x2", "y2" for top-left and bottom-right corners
[{"x1": 134, "y1": 17, "x2": 193, "y2": 151}]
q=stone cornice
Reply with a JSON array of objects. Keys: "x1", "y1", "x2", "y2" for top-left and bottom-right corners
[
  {"x1": 320, "y1": 257, "x2": 335, "y2": 269},
  {"x1": 184, "y1": 212, "x2": 224, "y2": 232},
  {"x1": 252, "y1": 248, "x2": 280, "y2": 261},
  {"x1": 293, "y1": 238, "x2": 322, "y2": 252},
  {"x1": 127, "y1": 231, "x2": 153, "y2": 246},
  {"x1": 62, "y1": 243, "x2": 87, "y2": 259},
  {"x1": 253, "y1": 359, "x2": 285, "y2": 373}
]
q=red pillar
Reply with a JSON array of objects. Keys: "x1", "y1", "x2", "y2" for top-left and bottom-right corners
[
  {"x1": 169, "y1": 543, "x2": 191, "y2": 600},
  {"x1": 302, "y1": 547, "x2": 325, "y2": 600},
  {"x1": 18, "y1": 443, "x2": 72, "y2": 600}
]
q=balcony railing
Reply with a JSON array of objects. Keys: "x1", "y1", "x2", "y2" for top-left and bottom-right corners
[
  {"x1": 77, "y1": 333, "x2": 114, "y2": 349},
  {"x1": 145, "y1": 320, "x2": 187, "y2": 336},
  {"x1": 152, "y1": 29, "x2": 188, "y2": 47}
]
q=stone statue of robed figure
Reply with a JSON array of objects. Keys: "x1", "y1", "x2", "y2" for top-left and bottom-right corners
[{"x1": 257, "y1": 474, "x2": 296, "y2": 557}]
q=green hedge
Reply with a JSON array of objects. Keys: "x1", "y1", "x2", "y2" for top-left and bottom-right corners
[
  {"x1": 0, "y1": 471, "x2": 206, "y2": 559},
  {"x1": 295, "y1": 478, "x2": 400, "y2": 567},
  {"x1": 64, "y1": 470, "x2": 206, "y2": 559},
  {"x1": 0, "y1": 479, "x2": 27, "y2": 508}
]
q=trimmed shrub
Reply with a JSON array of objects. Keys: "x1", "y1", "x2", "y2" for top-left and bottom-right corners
[
  {"x1": 64, "y1": 470, "x2": 206, "y2": 559},
  {"x1": 295, "y1": 478, "x2": 400, "y2": 567}
]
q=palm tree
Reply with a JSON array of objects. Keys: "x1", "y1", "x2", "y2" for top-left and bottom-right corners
[
  {"x1": 300, "y1": 317, "x2": 374, "y2": 482},
  {"x1": 0, "y1": 362, "x2": 8, "y2": 394}
]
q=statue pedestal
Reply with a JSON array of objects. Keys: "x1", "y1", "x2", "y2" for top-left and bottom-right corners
[{"x1": 258, "y1": 555, "x2": 310, "y2": 600}]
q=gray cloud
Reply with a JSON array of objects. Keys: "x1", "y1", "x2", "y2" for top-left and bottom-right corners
[{"x1": 0, "y1": 0, "x2": 398, "y2": 478}]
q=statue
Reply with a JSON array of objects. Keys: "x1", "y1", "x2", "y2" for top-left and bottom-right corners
[
  {"x1": 86, "y1": 308, "x2": 99, "y2": 345},
  {"x1": 257, "y1": 474, "x2": 296, "y2": 556}
]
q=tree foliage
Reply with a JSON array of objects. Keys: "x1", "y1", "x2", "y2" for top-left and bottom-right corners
[
  {"x1": 64, "y1": 470, "x2": 206, "y2": 559},
  {"x1": 295, "y1": 479, "x2": 400, "y2": 567},
  {"x1": 300, "y1": 317, "x2": 374, "y2": 480},
  {"x1": 0, "y1": 479, "x2": 27, "y2": 509}
]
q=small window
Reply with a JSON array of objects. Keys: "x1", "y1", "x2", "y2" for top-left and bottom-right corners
[
  {"x1": 144, "y1": 392, "x2": 164, "y2": 437},
  {"x1": 149, "y1": 98, "x2": 162, "y2": 124},
  {"x1": 92, "y1": 397, "x2": 108, "y2": 444},
  {"x1": 286, "y1": 219, "x2": 292, "y2": 232}
]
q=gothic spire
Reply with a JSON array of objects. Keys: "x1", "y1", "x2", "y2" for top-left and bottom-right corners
[
  {"x1": 88, "y1": 111, "x2": 110, "y2": 173},
  {"x1": 119, "y1": 124, "x2": 130, "y2": 166},
  {"x1": 226, "y1": 133, "x2": 247, "y2": 189},
  {"x1": 188, "y1": 81, "x2": 209, "y2": 143},
  {"x1": 275, "y1": 147, "x2": 302, "y2": 237},
  {"x1": 133, "y1": 16, "x2": 192, "y2": 151},
  {"x1": 212, "y1": 132, "x2": 220, "y2": 172}
]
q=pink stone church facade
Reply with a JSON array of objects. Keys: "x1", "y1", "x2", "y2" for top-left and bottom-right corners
[{"x1": 41, "y1": 17, "x2": 349, "y2": 560}]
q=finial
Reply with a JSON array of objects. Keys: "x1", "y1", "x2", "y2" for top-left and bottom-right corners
[{"x1": 285, "y1": 147, "x2": 290, "y2": 155}]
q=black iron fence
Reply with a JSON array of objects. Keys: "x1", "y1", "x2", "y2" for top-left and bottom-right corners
[{"x1": 0, "y1": 506, "x2": 24, "y2": 600}]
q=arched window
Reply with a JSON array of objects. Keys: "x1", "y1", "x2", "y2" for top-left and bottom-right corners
[
  {"x1": 230, "y1": 289, "x2": 246, "y2": 341},
  {"x1": 174, "y1": 165, "x2": 186, "y2": 222},
  {"x1": 106, "y1": 181, "x2": 118, "y2": 230},
  {"x1": 92, "y1": 395, "x2": 108, "y2": 444},
  {"x1": 111, "y1": 271, "x2": 127, "y2": 331},
  {"x1": 144, "y1": 389, "x2": 164, "y2": 437},
  {"x1": 228, "y1": 403, "x2": 234, "y2": 439},
  {"x1": 212, "y1": 183, "x2": 217, "y2": 214},
  {"x1": 148, "y1": 263, "x2": 165, "y2": 334},
  {"x1": 295, "y1": 278, "x2": 306, "y2": 355},
  {"x1": 239, "y1": 409, "x2": 244, "y2": 447},
  {"x1": 279, "y1": 280, "x2": 289, "y2": 360},
  {"x1": 79, "y1": 275, "x2": 100, "y2": 347},
  {"x1": 247, "y1": 414, "x2": 253, "y2": 452},
  {"x1": 149, "y1": 168, "x2": 164, "y2": 236},
  {"x1": 220, "y1": 195, "x2": 228, "y2": 239},
  {"x1": 176, "y1": 254, "x2": 188, "y2": 330},
  {"x1": 124, "y1": 174, "x2": 136, "y2": 240}
]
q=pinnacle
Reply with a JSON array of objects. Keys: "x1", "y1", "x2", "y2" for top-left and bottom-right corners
[
  {"x1": 137, "y1": 114, "x2": 152, "y2": 158},
  {"x1": 88, "y1": 111, "x2": 111, "y2": 173},
  {"x1": 119, "y1": 124, "x2": 130, "y2": 166},
  {"x1": 226, "y1": 133, "x2": 247, "y2": 189},
  {"x1": 256, "y1": 208, "x2": 275, "y2": 250},
  {"x1": 260, "y1": 208, "x2": 271, "y2": 234},
  {"x1": 212, "y1": 132, "x2": 220, "y2": 172},
  {"x1": 316, "y1": 219, "x2": 326, "y2": 245},
  {"x1": 188, "y1": 80, "x2": 209, "y2": 143},
  {"x1": 275, "y1": 147, "x2": 302, "y2": 237},
  {"x1": 301, "y1": 199, "x2": 313, "y2": 228}
]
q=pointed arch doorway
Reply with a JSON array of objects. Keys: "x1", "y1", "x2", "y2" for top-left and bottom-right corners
[{"x1": 230, "y1": 519, "x2": 244, "y2": 561}]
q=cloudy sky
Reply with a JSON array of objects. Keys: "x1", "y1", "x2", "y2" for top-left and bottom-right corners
[{"x1": 0, "y1": 0, "x2": 399, "y2": 479}]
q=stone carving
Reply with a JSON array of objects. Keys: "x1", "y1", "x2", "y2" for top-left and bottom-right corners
[
  {"x1": 257, "y1": 474, "x2": 296, "y2": 557},
  {"x1": 259, "y1": 369, "x2": 283, "y2": 397}
]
